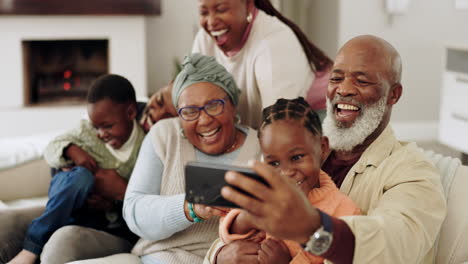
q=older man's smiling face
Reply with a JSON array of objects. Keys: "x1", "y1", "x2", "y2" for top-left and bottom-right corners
[
  {"x1": 322, "y1": 40, "x2": 395, "y2": 152},
  {"x1": 327, "y1": 45, "x2": 392, "y2": 128}
]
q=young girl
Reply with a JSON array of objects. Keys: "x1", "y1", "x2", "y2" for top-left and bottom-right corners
[{"x1": 218, "y1": 97, "x2": 360, "y2": 264}]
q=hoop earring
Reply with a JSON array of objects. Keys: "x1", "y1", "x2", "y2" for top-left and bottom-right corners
[
  {"x1": 246, "y1": 12, "x2": 253, "y2": 23},
  {"x1": 179, "y1": 127, "x2": 186, "y2": 139},
  {"x1": 235, "y1": 114, "x2": 241, "y2": 125}
]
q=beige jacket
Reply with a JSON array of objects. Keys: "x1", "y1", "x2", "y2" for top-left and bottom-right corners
[
  {"x1": 204, "y1": 126, "x2": 446, "y2": 263},
  {"x1": 340, "y1": 125, "x2": 446, "y2": 263}
]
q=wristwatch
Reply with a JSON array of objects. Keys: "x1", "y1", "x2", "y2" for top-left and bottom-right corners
[{"x1": 304, "y1": 210, "x2": 334, "y2": 256}]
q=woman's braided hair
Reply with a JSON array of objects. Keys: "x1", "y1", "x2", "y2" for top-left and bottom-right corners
[
  {"x1": 259, "y1": 97, "x2": 322, "y2": 139},
  {"x1": 254, "y1": 0, "x2": 333, "y2": 72}
]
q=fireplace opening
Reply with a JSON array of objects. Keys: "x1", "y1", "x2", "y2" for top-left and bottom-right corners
[{"x1": 22, "y1": 39, "x2": 109, "y2": 106}]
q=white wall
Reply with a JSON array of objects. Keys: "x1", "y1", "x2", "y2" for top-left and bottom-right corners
[
  {"x1": 306, "y1": 0, "x2": 468, "y2": 140},
  {"x1": 338, "y1": 0, "x2": 468, "y2": 124},
  {"x1": 145, "y1": 0, "x2": 199, "y2": 95},
  {"x1": 280, "y1": 0, "x2": 339, "y2": 59}
]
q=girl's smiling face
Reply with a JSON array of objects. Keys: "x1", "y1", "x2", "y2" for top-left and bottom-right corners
[{"x1": 260, "y1": 119, "x2": 328, "y2": 194}]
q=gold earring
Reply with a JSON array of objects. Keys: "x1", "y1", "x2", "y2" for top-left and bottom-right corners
[{"x1": 246, "y1": 13, "x2": 253, "y2": 23}]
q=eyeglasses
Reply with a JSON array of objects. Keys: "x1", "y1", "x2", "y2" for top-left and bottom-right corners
[{"x1": 177, "y1": 97, "x2": 228, "y2": 121}]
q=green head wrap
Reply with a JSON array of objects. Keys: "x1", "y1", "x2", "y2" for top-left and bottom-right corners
[{"x1": 172, "y1": 53, "x2": 241, "y2": 109}]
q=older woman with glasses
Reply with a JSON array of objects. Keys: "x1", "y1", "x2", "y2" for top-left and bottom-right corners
[{"x1": 70, "y1": 53, "x2": 261, "y2": 264}]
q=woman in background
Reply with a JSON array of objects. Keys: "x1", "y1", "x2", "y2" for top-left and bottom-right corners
[{"x1": 141, "y1": 0, "x2": 332, "y2": 130}]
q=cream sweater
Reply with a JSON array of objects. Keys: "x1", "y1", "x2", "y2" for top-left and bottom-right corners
[
  {"x1": 192, "y1": 10, "x2": 313, "y2": 129},
  {"x1": 127, "y1": 118, "x2": 261, "y2": 264}
]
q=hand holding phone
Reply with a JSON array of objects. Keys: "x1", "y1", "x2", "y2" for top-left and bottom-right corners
[{"x1": 185, "y1": 161, "x2": 269, "y2": 208}]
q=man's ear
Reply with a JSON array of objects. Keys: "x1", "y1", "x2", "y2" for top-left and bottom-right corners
[
  {"x1": 388, "y1": 83, "x2": 402, "y2": 105},
  {"x1": 320, "y1": 136, "x2": 330, "y2": 166},
  {"x1": 128, "y1": 103, "x2": 137, "y2": 120}
]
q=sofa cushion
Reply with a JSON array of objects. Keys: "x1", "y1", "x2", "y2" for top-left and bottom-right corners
[{"x1": 0, "y1": 159, "x2": 51, "y2": 202}]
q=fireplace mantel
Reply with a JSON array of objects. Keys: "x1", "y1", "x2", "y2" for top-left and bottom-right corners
[{"x1": 0, "y1": 0, "x2": 160, "y2": 15}]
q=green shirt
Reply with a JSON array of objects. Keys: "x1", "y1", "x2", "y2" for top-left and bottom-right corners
[{"x1": 44, "y1": 119, "x2": 145, "y2": 180}]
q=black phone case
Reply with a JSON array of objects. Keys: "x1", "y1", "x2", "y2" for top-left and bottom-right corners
[{"x1": 184, "y1": 161, "x2": 268, "y2": 208}]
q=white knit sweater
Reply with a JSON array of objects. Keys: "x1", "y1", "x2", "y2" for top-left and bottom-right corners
[
  {"x1": 130, "y1": 118, "x2": 261, "y2": 264},
  {"x1": 192, "y1": 10, "x2": 314, "y2": 129}
]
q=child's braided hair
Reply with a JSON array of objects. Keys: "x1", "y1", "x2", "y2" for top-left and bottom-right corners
[{"x1": 259, "y1": 97, "x2": 322, "y2": 138}]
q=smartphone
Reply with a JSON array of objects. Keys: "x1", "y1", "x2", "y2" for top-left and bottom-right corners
[{"x1": 185, "y1": 161, "x2": 269, "y2": 208}]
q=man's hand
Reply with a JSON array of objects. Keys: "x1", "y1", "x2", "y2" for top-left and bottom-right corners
[
  {"x1": 216, "y1": 240, "x2": 260, "y2": 264},
  {"x1": 140, "y1": 82, "x2": 177, "y2": 132},
  {"x1": 94, "y1": 168, "x2": 127, "y2": 201},
  {"x1": 221, "y1": 161, "x2": 321, "y2": 244},
  {"x1": 258, "y1": 238, "x2": 291, "y2": 264},
  {"x1": 65, "y1": 144, "x2": 97, "y2": 173}
]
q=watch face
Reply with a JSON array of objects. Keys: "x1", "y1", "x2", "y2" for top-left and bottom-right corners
[
  {"x1": 313, "y1": 232, "x2": 332, "y2": 253},
  {"x1": 306, "y1": 227, "x2": 333, "y2": 255}
]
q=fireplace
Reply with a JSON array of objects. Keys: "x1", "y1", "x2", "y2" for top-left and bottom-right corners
[
  {"x1": 0, "y1": 15, "x2": 147, "y2": 137},
  {"x1": 22, "y1": 40, "x2": 109, "y2": 106}
]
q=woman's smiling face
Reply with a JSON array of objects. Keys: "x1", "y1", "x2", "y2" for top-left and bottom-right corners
[
  {"x1": 177, "y1": 82, "x2": 237, "y2": 155},
  {"x1": 198, "y1": 0, "x2": 253, "y2": 53}
]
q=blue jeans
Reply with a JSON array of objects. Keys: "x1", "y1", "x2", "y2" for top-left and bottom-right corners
[{"x1": 23, "y1": 166, "x2": 95, "y2": 255}]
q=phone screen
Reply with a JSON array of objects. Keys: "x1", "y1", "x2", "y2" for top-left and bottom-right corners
[{"x1": 184, "y1": 161, "x2": 268, "y2": 208}]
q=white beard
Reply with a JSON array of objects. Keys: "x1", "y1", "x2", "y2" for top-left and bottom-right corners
[{"x1": 322, "y1": 94, "x2": 388, "y2": 152}]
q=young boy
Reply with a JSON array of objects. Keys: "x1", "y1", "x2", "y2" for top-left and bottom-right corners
[{"x1": 8, "y1": 74, "x2": 145, "y2": 264}]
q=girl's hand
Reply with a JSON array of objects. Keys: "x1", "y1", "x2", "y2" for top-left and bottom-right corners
[
  {"x1": 258, "y1": 238, "x2": 291, "y2": 264},
  {"x1": 216, "y1": 240, "x2": 260, "y2": 264}
]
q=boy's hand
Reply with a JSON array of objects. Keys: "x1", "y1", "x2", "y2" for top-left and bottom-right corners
[
  {"x1": 258, "y1": 238, "x2": 291, "y2": 264},
  {"x1": 94, "y1": 168, "x2": 127, "y2": 201},
  {"x1": 87, "y1": 193, "x2": 113, "y2": 210},
  {"x1": 65, "y1": 144, "x2": 97, "y2": 173}
]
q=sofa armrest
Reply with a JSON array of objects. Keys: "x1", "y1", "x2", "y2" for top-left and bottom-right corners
[
  {"x1": 0, "y1": 159, "x2": 51, "y2": 202},
  {"x1": 436, "y1": 165, "x2": 468, "y2": 264}
]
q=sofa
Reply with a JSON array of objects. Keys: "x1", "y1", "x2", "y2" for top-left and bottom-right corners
[
  {"x1": 1, "y1": 146, "x2": 468, "y2": 263},
  {"x1": 0, "y1": 135, "x2": 53, "y2": 263}
]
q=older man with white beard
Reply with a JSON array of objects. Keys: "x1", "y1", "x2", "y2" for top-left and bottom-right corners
[{"x1": 215, "y1": 35, "x2": 446, "y2": 264}]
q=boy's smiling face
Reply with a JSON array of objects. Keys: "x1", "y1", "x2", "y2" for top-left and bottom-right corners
[
  {"x1": 88, "y1": 98, "x2": 136, "y2": 149},
  {"x1": 260, "y1": 119, "x2": 328, "y2": 194}
]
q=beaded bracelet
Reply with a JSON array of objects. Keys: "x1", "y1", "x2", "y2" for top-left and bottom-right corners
[{"x1": 188, "y1": 202, "x2": 205, "y2": 223}]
